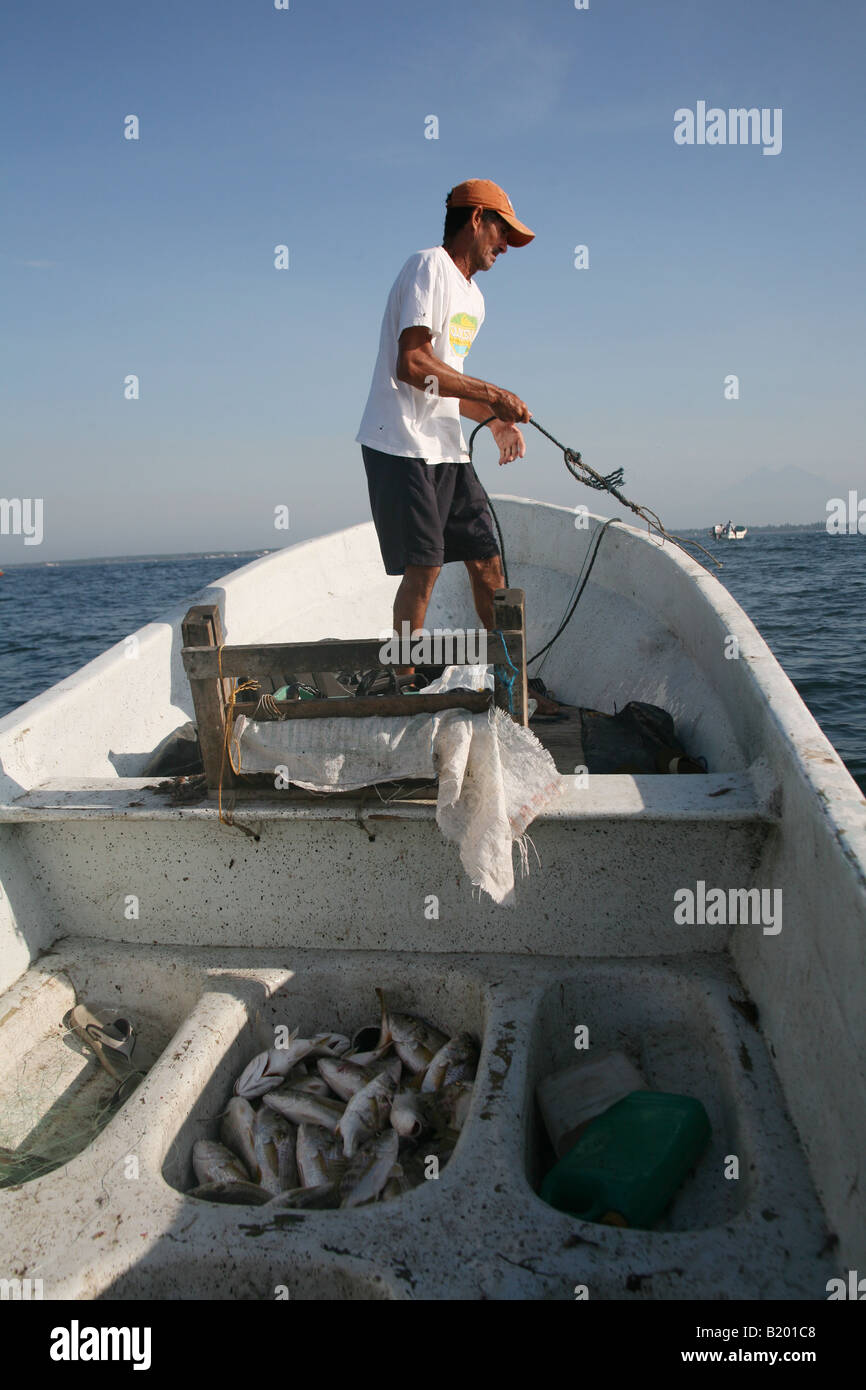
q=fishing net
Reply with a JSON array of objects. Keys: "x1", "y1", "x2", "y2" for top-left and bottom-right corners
[{"x1": 0, "y1": 1013, "x2": 145, "y2": 1189}]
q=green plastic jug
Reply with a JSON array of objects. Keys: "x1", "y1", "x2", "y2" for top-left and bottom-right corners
[{"x1": 539, "y1": 1090, "x2": 711, "y2": 1229}]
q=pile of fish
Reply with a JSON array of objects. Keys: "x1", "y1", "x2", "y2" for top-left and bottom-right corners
[{"x1": 189, "y1": 989, "x2": 478, "y2": 1210}]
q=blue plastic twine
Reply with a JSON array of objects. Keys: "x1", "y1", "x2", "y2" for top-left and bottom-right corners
[{"x1": 494, "y1": 630, "x2": 518, "y2": 713}]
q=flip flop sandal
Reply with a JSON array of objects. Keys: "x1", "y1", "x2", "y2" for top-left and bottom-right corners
[
  {"x1": 64, "y1": 1005, "x2": 140, "y2": 1083},
  {"x1": 527, "y1": 677, "x2": 572, "y2": 720},
  {"x1": 86, "y1": 1017, "x2": 136, "y2": 1061}
]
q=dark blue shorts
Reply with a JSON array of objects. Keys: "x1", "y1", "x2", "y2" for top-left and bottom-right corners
[{"x1": 361, "y1": 445, "x2": 500, "y2": 577}]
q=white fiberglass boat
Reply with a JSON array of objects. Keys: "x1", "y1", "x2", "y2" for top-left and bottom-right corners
[
  {"x1": 0, "y1": 498, "x2": 863, "y2": 1301},
  {"x1": 711, "y1": 522, "x2": 748, "y2": 540}
]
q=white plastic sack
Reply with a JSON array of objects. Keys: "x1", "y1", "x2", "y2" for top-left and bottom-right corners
[{"x1": 232, "y1": 666, "x2": 566, "y2": 904}]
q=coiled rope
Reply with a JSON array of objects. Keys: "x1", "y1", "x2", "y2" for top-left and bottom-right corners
[{"x1": 467, "y1": 414, "x2": 721, "y2": 588}]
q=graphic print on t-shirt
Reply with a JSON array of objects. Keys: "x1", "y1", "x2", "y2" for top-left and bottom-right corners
[{"x1": 449, "y1": 311, "x2": 478, "y2": 358}]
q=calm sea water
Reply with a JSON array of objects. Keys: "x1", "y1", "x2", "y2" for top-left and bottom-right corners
[
  {"x1": 695, "y1": 530, "x2": 865, "y2": 792},
  {"x1": 0, "y1": 535, "x2": 863, "y2": 791}
]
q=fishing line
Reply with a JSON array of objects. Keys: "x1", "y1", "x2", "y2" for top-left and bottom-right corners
[
  {"x1": 468, "y1": 414, "x2": 721, "y2": 578},
  {"x1": 467, "y1": 413, "x2": 722, "y2": 664},
  {"x1": 530, "y1": 515, "x2": 620, "y2": 672}
]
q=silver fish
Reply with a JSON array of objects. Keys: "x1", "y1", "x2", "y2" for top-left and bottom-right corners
[
  {"x1": 375, "y1": 988, "x2": 447, "y2": 1074},
  {"x1": 317, "y1": 1056, "x2": 373, "y2": 1100},
  {"x1": 311, "y1": 1031, "x2": 352, "y2": 1056},
  {"x1": 278, "y1": 1134, "x2": 299, "y2": 1191},
  {"x1": 278, "y1": 1062, "x2": 315, "y2": 1089},
  {"x1": 390, "y1": 1081, "x2": 473, "y2": 1142},
  {"x1": 346, "y1": 1049, "x2": 382, "y2": 1068},
  {"x1": 380, "y1": 1162, "x2": 410, "y2": 1202},
  {"x1": 188, "y1": 1180, "x2": 272, "y2": 1206},
  {"x1": 374, "y1": 1054, "x2": 403, "y2": 1082},
  {"x1": 234, "y1": 1047, "x2": 295, "y2": 1100},
  {"x1": 265, "y1": 1183, "x2": 341, "y2": 1211},
  {"x1": 389, "y1": 1089, "x2": 430, "y2": 1139},
  {"x1": 290, "y1": 1072, "x2": 334, "y2": 1097},
  {"x1": 253, "y1": 1106, "x2": 296, "y2": 1194},
  {"x1": 317, "y1": 1053, "x2": 400, "y2": 1101},
  {"x1": 339, "y1": 1129, "x2": 400, "y2": 1208},
  {"x1": 220, "y1": 1096, "x2": 259, "y2": 1177},
  {"x1": 336, "y1": 1071, "x2": 397, "y2": 1157},
  {"x1": 192, "y1": 1139, "x2": 251, "y2": 1186},
  {"x1": 236, "y1": 1030, "x2": 347, "y2": 1099},
  {"x1": 440, "y1": 1081, "x2": 473, "y2": 1132},
  {"x1": 296, "y1": 1123, "x2": 345, "y2": 1188},
  {"x1": 421, "y1": 1033, "x2": 479, "y2": 1092},
  {"x1": 263, "y1": 1088, "x2": 344, "y2": 1133},
  {"x1": 269, "y1": 1028, "x2": 336, "y2": 1070}
]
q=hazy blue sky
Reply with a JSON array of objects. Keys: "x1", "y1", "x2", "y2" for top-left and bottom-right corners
[{"x1": 2, "y1": 0, "x2": 864, "y2": 561}]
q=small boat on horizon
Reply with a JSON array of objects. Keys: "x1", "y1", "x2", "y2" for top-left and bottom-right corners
[{"x1": 710, "y1": 520, "x2": 748, "y2": 540}]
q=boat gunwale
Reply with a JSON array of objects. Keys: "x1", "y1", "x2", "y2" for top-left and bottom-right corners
[{"x1": 0, "y1": 499, "x2": 863, "y2": 885}]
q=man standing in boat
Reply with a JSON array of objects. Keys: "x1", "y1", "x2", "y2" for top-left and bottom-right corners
[{"x1": 356, "y1": 179, "x2": 560, "y2": 712}]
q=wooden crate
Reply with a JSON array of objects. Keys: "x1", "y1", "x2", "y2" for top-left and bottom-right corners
[{"x1": 181, "y1": 590, "x2": 528, "y2": 793}]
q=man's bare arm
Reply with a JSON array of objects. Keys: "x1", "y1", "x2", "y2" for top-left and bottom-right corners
[
  {"x1": 460, "y1": 397, "x2": 500, "y2": 423},
  {"x1": 458, "y1": 395, "x2": 528, "y2": 465},
  {"x1": 395, "y1": 327, "x2": 529, "y2": 423}
]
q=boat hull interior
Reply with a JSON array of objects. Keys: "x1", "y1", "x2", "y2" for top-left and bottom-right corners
[{"x1": 0, "y1": 499, "x2": 863, "y2": 1298}]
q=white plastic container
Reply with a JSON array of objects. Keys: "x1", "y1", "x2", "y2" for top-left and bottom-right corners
[{"x1": 537, "y1": 1050, "x2": 648, "y2": 1157}]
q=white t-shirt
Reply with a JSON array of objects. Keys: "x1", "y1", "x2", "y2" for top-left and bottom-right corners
[{"x1": 355, "y1": 246, "x2": 485, "y2": 464}]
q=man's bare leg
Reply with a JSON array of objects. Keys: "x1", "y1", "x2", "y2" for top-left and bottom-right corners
[
  {"x1": 464, "y1": 554, "x2": 561, "y2": 713},
  {"x1": 392, "y1": 563, "x2": 441, "y2": 674},
  {"x1": 464, "y1": 554, "x2": 505, "y2": 630}
]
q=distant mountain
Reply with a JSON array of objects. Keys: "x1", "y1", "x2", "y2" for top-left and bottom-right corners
[{"x1": 701, "y1": 464, "x2": 845, "y2": 527}]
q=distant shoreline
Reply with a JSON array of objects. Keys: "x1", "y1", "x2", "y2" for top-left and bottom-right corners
[
  {"x1": 0, "y1": 524, "x2": 841, "y2": 569},
  {"x1": 0, "y1": 549, "x2": 271, "y2": 570}
]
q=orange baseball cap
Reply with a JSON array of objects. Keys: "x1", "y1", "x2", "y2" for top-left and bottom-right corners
[{"x1": 446, "y1": 179, "x2": 535, "y2": 247}]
